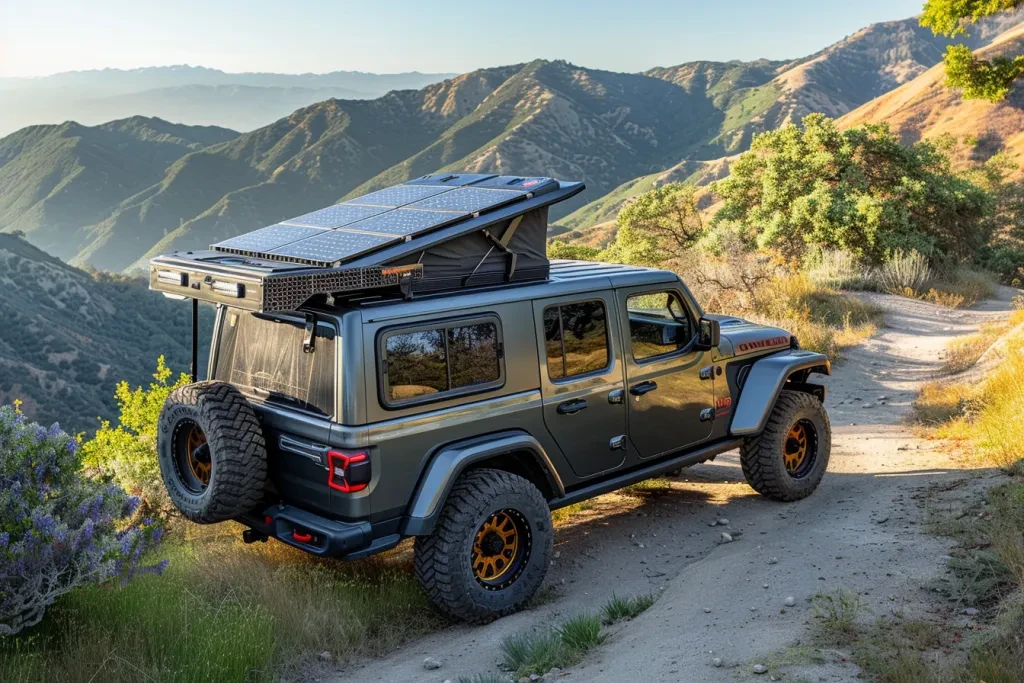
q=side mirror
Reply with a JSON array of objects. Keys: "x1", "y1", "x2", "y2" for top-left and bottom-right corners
[{"x1": 696, "y1": 317, "x2": 720, "y2": 351}]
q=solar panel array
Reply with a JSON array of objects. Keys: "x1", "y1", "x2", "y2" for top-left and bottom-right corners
[{"x1": 212, "y1": 176, "x2": 552, "y2": 267}]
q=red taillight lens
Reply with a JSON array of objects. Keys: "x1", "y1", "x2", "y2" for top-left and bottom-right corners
[{"x1": 327, "y1": 450, "x2": 371, "y2": 493}]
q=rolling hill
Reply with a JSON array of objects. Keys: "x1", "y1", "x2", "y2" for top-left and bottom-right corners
[
  {"x1": 838, "y1": 23, "x2": 1024, "y2": 177},
  {"x1": 0, "y1": 233, "x2": 211, "y2": 434},
  {"x1": 0, "y1": 117, "x2": 238, "y2": 263}
]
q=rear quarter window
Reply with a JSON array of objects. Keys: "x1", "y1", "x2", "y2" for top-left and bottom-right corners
[{"x1": 380, "y1": 316, "x2": 504, "y2": 407}]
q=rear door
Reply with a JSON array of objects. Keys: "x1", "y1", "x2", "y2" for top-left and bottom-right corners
[
  {"x1": 533, "y1": 293, "x2": 627, "y2": 479},
  {"x1": 616, "y1": 286, "x2": 714, "y2": 458}
]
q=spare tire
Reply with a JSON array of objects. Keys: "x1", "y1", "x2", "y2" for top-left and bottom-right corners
[{"x1": 157, "y1": 381, "x2": 267, "y2": 523}]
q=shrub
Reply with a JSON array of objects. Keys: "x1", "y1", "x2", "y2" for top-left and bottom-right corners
[
  {"x1": 0, "y1": 405, "x2": 163, "y2": 635},
  {"x1": 876, "y1": 249, "x2": 932, "y2": 294},
  {"x1": 805, "y1": 249, "x2": 875, "y2": 290},
  {"x1": 81, "y1": 356, "x2": 190, "y2": 515}
]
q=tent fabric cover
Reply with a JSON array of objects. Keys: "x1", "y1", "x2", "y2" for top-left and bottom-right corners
[{"x1": 388, "y1": 207, "x2": 549, "y2": 292}]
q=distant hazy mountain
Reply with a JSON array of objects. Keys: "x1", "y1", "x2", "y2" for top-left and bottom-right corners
[{"x1": 0, "y1": 65, "x2": 455, "y2": 136}]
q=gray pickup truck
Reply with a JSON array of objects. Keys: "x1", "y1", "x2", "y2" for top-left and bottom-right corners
[{"x1": 150, "y1": 173, "x2": 831, "y2": 622}]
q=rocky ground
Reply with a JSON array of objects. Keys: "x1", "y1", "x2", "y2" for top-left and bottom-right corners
[{"x1": 331, "y1": 289, "x2": 1019, "y2": 683}]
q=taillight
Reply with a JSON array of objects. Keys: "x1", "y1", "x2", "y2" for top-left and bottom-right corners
[{"x1": 327, "y1": 450, "x2": 371, "y2": 492}]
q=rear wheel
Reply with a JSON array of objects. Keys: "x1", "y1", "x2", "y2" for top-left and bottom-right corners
[
  {"x1": 740, "y1": 390, "x2": 831, "y2": 501},
  {"x1": 414, "y1": 469, "x2": 553, "y2": 622},
  {"x1": 157, "y1": 381, "x2": 267, "y2": 523}
]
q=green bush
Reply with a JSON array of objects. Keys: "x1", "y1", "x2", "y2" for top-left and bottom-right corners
[{"x1": 80, "y1": 356, "x2": 191, "y2": 515}]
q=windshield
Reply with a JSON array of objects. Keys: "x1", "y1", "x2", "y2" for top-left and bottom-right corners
[{"x1": 212, "y1": 310, "x2": 336, "y2": 417}]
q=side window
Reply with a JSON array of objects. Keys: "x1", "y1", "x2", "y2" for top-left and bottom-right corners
[
  {"x1": 626, "y1": 291, "x2": 694, "y2": 361},
  {"x1": 543, "y1": 300, "x2": 610, "y2": 381},
  {"x1": 382, "y1": 318, "x2": 503, "y2": 406}
]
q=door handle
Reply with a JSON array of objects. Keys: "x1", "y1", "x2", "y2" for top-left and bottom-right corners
[
  {"x1": 557, "y1": 398, "x2": 589, "y2": 415},
  {"x1": 629, "y1": 380, "x2": 658, "y2": 397}
]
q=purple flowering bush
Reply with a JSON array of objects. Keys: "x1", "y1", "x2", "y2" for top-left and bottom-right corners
[{"x1": 0, "y1": 405, "x2": 164, "y2": 635}]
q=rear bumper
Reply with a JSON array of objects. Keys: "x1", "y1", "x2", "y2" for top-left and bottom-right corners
[{"x1": 240, "y1": 505, "x2": 400, "y2": 559}]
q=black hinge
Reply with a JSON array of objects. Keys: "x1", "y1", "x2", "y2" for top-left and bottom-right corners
[
  {"x1": 700, "y1": 408, "x2": 715, "y2": 422},
  {"x1": 699, "y1": 365, "x2": 714, "y2": 381}
]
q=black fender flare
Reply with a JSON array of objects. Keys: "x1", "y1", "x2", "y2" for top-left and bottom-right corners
[
  {"x1": 400, "y1": 430, "x2": 565, "y2": 536},
  {"x1": 729, "y1": 350, "x2": 831, "y2": 437}
]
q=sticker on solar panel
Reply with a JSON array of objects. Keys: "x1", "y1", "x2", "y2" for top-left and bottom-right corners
[
  {"x1": 344, "y1": 184, "x2": 453, "y2": 208},
  {"x1": 283, "y1": 203, "x2": 390, "y2": 228},
  {"x1": 213, "y1": 223, "x2": 327, "y2": 254},
  {"x1": 408, "y1": 187, "x2": 524, "y2": 213},
  {"x1": 269, "y1": 229, "x2": 398, "y2": 265},
  {"x1": 342, "y1": 208, "x2": 465, "y2": 237}
]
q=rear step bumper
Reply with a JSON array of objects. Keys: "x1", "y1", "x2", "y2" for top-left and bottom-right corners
[{"x1": 240, "y1": 505, "x2": 399, "y2": 559}]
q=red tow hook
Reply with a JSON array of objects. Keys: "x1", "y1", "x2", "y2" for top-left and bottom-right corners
[{"x1": 292, "y1": 530, "x2": 313, "y2": 543}]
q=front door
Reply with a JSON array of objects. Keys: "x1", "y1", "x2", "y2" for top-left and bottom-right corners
[
  {"x1": 534, "y1": 294, "x2": 627, "y2": 479},
  {"x1": 617, "y1": 287, "x2": 714, "y2": 458}
]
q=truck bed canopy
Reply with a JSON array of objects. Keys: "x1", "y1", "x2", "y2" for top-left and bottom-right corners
[{"x1": 149, "y1": 173, "x2": 584, "y2": 313}]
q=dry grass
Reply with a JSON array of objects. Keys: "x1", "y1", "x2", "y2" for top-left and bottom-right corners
[{"x1": 943, "y1": 319, "x2": 1015, "y2": 374}]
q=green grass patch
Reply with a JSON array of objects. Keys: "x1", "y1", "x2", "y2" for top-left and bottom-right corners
[
  {"x1": 500, "y1": 613, "x2": 604, "y2": 677},
  {"x1": 0, "y1": 529, "x2": 442, "y2": 682},
  {"x1": 601, "y1": 593, "x2": 656, "y2": 624},
  {"x1": 811, "y1": 588, "x2": 862, "y2": 646}
]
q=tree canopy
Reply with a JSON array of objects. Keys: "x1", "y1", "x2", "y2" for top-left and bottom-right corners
[
  {"x1": 600, "y1": 183, "x2": 707, "y2": 266},
  {"x1": 712, "y1": 114, "x2": 993, "y2": 263},
  {"x1": 921, "y1": 0, "x2": 1024, "y2": 102}
]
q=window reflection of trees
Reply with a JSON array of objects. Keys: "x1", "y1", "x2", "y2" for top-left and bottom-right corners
[
  {"x1": 386, "y1": 322, "x2": 501, "y2": 402},
  {"x1": 544, "y1": 301, "x2": 609, "y2": 380}
]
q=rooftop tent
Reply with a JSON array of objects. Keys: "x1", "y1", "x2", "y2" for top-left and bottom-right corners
[{"x1": 149, "y1": 173, "x2": 585, "y2": 313}]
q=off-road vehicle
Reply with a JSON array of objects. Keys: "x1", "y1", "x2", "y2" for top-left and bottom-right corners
[{"x1": 151, "y1": 173, "x2": 831, "y2": 622}]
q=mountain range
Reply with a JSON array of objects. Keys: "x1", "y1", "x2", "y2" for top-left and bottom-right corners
[
  {"x1": 2, "y1": 11, "x2": 1021, "y2": 271},
  {"x1": 0, "y1": 65, "x2": 454, "y2": 137}
]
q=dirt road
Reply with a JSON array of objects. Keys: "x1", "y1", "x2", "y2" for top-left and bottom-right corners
[{"x1": 334, "y1": 290, "x2": 1018, "y2": 683}]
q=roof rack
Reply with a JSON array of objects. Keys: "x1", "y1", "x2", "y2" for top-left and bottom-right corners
[{"x1": 149, "y1": 173, "x2": 585, "y2": 313}]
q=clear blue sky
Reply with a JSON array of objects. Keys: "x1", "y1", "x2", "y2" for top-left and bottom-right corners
[{"x1": 0, "y1": 0, "x2": 925, "y2": 78}]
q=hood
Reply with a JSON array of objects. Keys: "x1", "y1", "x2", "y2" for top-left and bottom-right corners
[{"x1": 705, "y1": 314, "x2": 793, "y2": 361}]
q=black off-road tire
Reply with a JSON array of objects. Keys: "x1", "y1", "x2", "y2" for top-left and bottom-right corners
[
  {"x1": 740, "y1": 389, "x2": 831, "y2": 502},
  {"x1": 414, "y1": 468, "x2": 553, "y2": 623},
  {"x1": 157, "y1": 381, "x2": 267, "y2": 523}
]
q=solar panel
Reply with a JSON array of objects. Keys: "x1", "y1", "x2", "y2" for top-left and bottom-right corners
[
  {"x1": 269, "y1": 229, "x2": 399, "y2": 266},
  {"x1": 283, "y1": 203, "x2": 390, "y2": 228},
  {"x1": 340, "y1": 208, "x2": 465, "y2": 237},
  {"x1": 213, "y1": 223, "x2": 327, "y2": 254},
  {"x1": 408, "y1": 186, "x2": 524, "y2": 214},
  {"x1": 344, "y1": 184, "x2": 452, "y2": 208}
]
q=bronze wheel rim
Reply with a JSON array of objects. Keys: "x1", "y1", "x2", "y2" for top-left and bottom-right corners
[
  {"x1": 784, "y1": 419, "x2": 817, "y2": 479},
  {"x1": 471, "y1": 509, "x2": 531, "y2": 590},
  {"x1": 174, "y1": 420, "x2": 211, "y2": 493}
]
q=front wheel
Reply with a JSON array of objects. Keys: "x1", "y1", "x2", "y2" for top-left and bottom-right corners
[
  {"x1": 414, "y1": 468, "x2": 553, "y2": 622},
  {"x1": 740, "y1": 389, "x2": 831, "y2": 501}
]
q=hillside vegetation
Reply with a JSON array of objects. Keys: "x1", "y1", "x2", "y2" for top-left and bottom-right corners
[
  {"x1": 559, "y1": 11, "x2": 1024, "y2": 245},
  {"x1": 0, "y1": 233, "x2": 211, "y2": 434}
]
